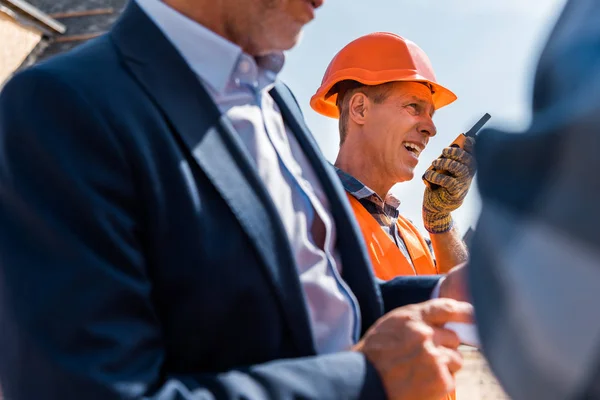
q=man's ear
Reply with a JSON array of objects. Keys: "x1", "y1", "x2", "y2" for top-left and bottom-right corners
[{"x1": 348, "y1": 92, "x2": 369, "y2": 125}]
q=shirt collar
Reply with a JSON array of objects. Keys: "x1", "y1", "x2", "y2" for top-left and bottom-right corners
[
  {"x1": 334, "y1": 166, "x2": 401, "y2": 211},
  {"x1": 135, "y1": 0, "x2": 284, "y2": 93}
]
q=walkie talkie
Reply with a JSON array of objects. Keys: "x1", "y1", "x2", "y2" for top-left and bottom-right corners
[{"x1": 423, "y1": 113, "x2": 491, "y2": 189}]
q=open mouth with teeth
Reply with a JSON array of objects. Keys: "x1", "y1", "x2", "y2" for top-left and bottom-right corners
[{"x1": 403, "y1": 142, "x2": 424, "y2": 158}]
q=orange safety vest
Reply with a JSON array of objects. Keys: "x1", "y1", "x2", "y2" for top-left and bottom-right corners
[
  {"x1": 347, "y1": 194, "x2": 455, "y2": 400},
  {"x1": 346, "y1": 194, "x2": 438, "y2": 278}
]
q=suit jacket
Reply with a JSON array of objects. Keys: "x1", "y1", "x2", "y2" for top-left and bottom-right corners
[
  {"x1": 0, "y1": 3, "x2": 439, "y2": 399},
  {"x1": 469, "y1": 0, "x2": 600, "y2": 399}
]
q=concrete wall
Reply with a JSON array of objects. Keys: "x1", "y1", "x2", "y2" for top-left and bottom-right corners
[{"x1": 0, "y1": 10, "x2": 42, "y2": 86}]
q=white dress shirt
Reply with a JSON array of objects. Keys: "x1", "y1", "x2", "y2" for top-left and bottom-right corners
[{"x1": 135, "y1": 0, "x2": 361, "y2": 354}]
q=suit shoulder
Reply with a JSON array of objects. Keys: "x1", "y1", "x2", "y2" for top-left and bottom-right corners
[
  {"x1": 1, "y1": 64, "x2": 73, "y2": 108},
  {"x1": 5, "y1": 35, "x2": 121, "y2": 94},
  {"x1": 0, "y1": 37, "x2": 123, "y2": 141},
  {"x1": 0, "y1": 50, "x2": 132, "y2": 177}
]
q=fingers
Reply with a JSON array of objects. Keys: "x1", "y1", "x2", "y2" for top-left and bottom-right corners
[
  {"x1": 423, "y1": 170, "x2": 456, "y2": 190},
  {"x1": 419, "y1": 298, "x2": 474, "y2": 326},
  {"x1": 425, "y1": 343, "x2": 462, "y2": 395},
  {"x1": 441, "y1": 146, "x2": 476, "y2": 170},
  {"x1": 436, "y1": 346, "x2": 464, "y2": 375},
  {"x1": 432, "y1": 327, "x2": 461, "y2": 349},
  {"x1": 359, "y1": 305, "x2": 467, "y2": 400},
  {"x1": 432, "y1": 158, "x2": 470, "y2": 178},
  {"x1": 437, "y1": 366, "x2": 457, "y2": 398},
  {"x1": 462, "y1": 136, "x2": 475, "y2": 154}
]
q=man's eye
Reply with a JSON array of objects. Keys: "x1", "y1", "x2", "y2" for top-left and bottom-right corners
[{"x1": 406, "y1": 103, "x2": 420, "y2": 114}]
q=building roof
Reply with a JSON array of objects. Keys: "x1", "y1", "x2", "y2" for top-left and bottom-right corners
[
  {"x1": 20, "y1": 0, "x2": 127, "y2": 64},
  {"x1": 0, "y1": 0, "x2": 65, "y2": 35}
]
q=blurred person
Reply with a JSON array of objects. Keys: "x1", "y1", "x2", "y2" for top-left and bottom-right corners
[
  {"x1": 0, "y1": 0, "x2": 472, "y2": 399},
  {"x1": 310, "y1": 32, "x2": 475, "y2": 280},
  {"x1": 469, "y1": 0, "x2": 600, "y2": 398}
]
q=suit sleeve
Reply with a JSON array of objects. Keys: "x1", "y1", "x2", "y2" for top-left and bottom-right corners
[
  {"x1": 379, "y1": 276, "x2": 441, "y2": 312},
  {"x1": 0, "y1": 69, "x2": 386, "y2": 400}
]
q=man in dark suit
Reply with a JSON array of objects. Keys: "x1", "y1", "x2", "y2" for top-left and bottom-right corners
[
  {"x1": 0, "y1": 0, "x2": 471, "y2": 398},
  {"x1": 469, "y1": 0, "x2": 600, "y2": 398}
]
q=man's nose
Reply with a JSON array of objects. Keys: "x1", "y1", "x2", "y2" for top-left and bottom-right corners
[{"x1": 419, "y1": 117, "x2": 437, "y2": 138}]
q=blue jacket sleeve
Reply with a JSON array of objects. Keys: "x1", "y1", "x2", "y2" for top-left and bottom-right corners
[
  {"x1": 0, "y1": 69, "x2": 385, "y2": 400},
  {"x1": 379, "y1": 276, "x2": 441, "y2": 312}
]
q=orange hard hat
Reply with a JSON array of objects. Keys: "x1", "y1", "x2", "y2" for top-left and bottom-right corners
[{"x1": 310, "y1": 32, "x2": 457, "y2": 119}]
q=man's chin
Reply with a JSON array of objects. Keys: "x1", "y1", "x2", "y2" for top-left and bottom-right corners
[
  {"x1": 279, "y1": 29, "x2": 303, "y2": 51},
  {"x1": 255, "y1": 31, "x2": 302, "y2": 55},
  {"x1": 395, "y1": 170, "x2": 415, "y2": 183}
]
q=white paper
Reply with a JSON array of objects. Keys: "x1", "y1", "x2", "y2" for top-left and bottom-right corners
[{"x1": 445, "y1": 322, "x2": 480, "y2": 348}]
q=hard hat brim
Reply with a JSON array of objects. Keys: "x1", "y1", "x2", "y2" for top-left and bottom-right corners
[{"x1": 309, "y1": 68, "x2": 458, "y2": 119}]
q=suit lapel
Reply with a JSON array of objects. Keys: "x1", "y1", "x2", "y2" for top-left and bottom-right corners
[
  {"x1": 271, "y1": 84, "x2": 384, "y2": 332},
  {"x1": 109, "y1": 2, "x2": 315, "y2": 355}
]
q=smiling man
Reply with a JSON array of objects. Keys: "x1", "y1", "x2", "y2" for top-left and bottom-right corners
[
  {"x1": 311, "y1": 32, "x2": 476, "y2": 278},
  {"x1": 0, "y1": 2, "x2": 474, "y2": 400}
]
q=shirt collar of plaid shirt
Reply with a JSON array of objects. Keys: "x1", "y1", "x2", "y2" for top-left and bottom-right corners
[{"x1": 334, "y1": 166, "x2": 401, "y2": 218}]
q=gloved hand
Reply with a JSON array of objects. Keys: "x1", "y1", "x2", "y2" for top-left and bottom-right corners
[{"x1": 422, "y1": 137, "x2": 476, "y2": 233}]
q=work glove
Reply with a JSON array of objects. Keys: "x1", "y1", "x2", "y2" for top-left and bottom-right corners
[{"x1": 422, "y1": 137, "x2": 477, "y2": 233}]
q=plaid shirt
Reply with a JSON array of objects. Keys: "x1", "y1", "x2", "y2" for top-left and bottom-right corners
[{"x1": 335, "y1": 167, "x2": 434, "y2": 268}]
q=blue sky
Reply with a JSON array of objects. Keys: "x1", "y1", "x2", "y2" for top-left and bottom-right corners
[{"x1": 280, "y1": 0, "x2": 568, "y2": 233}]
